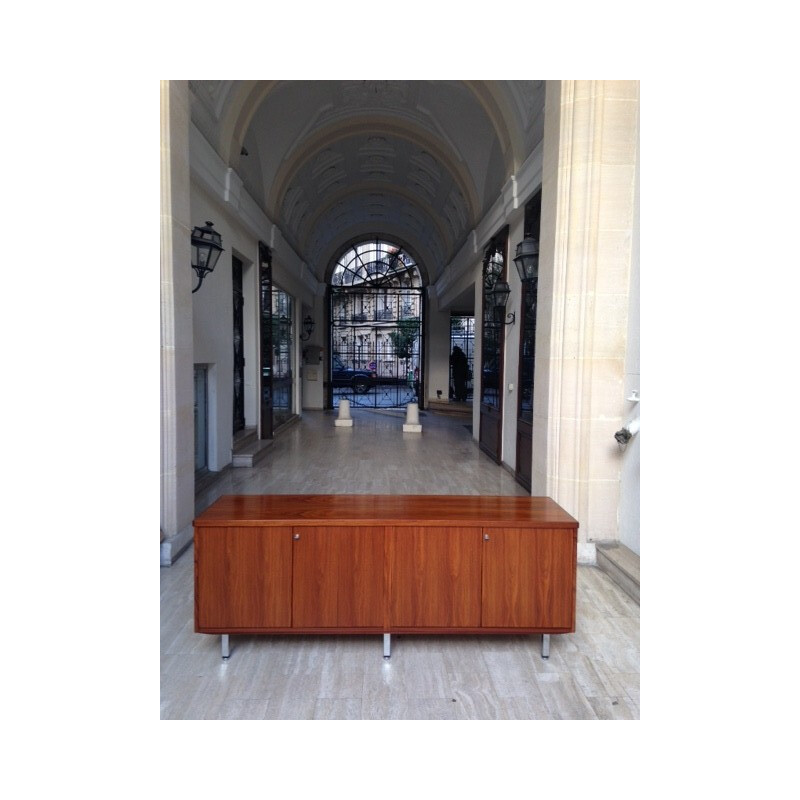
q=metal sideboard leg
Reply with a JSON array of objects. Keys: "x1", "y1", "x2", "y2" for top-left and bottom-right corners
[
  {"x1": 383, "y1": 633, "x2": 391, "y2": 659},
  {"x1": 541, "y1": 634, "x2": 550, "y2": 659},
  {"x1": 221, "y1": 634, "x2": 230, "y2": 659}
]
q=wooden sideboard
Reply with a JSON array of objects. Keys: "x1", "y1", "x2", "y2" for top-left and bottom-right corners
[{"x1": 194, "y1": 494, "x2": 578, "y2": 659}]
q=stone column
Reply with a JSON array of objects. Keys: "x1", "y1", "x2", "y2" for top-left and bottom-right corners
[
  {"x1": 533, "y1": 81, "x2": 639, "y2": 562},
  {"x1": 160, "y1": 80, "x2": 195, "y2": 565}
]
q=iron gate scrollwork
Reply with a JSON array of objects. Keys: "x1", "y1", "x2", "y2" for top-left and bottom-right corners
[{"x1": 329, "y1": 240, "x2": 424, "y2": 409}]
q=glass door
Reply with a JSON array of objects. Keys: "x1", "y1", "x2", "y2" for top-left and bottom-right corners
[
  {"x1": 515, "y1": 192, "x2": 541, "y2": 490},
  {"x1": 259, "y1": 242, "x2": 273, "y2": 439},
  {"x1": 232, "y1": 256, "x2": 245, "y2": 433},
  {"x1": 479, "y1": 230, "x2": 508, "y2": 463},
  {"x1": 271, "y1": 287, "x2": 294, "y2": 430}
]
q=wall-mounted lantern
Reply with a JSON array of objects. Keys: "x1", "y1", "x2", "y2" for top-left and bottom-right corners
[
  {"x1": 300, "y1": 314, "x2": 315, "y2": 341},
  {"x1": 490, "y1": 280, "x2": 514, "y2": 325},
  {"x1": 191, "y1": 221, "x2": 224, "y2": 293},
  {"x1": 513, "y1": 235, "x2": 539, "y2": 283}
]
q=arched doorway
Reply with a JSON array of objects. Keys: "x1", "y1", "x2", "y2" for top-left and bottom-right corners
[{"x1": 328, "y1": 239, "x2": 424, "y2": 409}]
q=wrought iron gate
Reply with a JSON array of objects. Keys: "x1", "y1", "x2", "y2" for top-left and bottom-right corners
[{"x1": 329, "y1": 240, "x2": 424, "y2": 409}]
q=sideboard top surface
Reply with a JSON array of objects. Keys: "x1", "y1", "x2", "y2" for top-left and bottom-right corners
[{"x1": 194, "y1": 494, "x2": 579, "y2": 529}]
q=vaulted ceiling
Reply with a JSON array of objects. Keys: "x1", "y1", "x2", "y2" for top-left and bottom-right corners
[{"x1": 189, "y1": 80, "x2": 545, "y2": 285}]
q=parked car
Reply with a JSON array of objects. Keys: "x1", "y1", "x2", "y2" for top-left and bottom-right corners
[{"x1": 332, "y1": 355, "x2": 376, "y2": 394}]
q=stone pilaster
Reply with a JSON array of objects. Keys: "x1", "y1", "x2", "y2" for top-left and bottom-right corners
[
  {"x1": 160, "y1": 80, "x2": 195, "y2": 565},
  {"x1": 533, "y1": 81, "x2": 639, "y2": 561}
]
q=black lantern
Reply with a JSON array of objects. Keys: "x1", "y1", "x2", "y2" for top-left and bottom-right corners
[
  {"x1": 300, "y1": 314, "x2": 315, "y2": 341},
  {"x1": 484, "y1": 250, "x2": 503, "y2": 292},
  {"x1": 191, "y1": 221, "x2": 224, "y2": 293},
  {"x1": 513, "y1": 235, "x2": 539, "y2": 283},
  {"x1": 490, "y1": 280, "x2": 515, "y2": 325}
]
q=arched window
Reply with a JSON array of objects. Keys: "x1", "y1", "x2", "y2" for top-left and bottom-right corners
[{"x1": 330, "y1": 240, "x2": 422, "y2": 289}]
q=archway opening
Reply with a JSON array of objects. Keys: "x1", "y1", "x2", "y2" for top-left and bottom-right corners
[{"x1": 329, "y1": 239, "x2": 424, "y2": 409}]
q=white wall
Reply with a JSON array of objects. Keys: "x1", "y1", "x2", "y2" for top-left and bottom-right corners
[
  {"x1": 190, "y1": 187, "x2": 239, "y2": 470},
  {"x1": 300, "y1": 299, "x2": 325, "y2": 409},
  {"x1": 242, "y1": 255, "x2": 258, "y2": 426},
  {"x1": 190, "y1": 122, "x2": 321, "y2": 462},
  {"x1": 425, "y1": 288, "x2": 452, "y2": 403}
]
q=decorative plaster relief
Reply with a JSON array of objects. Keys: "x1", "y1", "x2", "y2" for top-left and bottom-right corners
[
  {"x1": 408, "y1": 168, "x2": 437, "y2": 202},
  {"x1": 342, "y1": 81, "x2": 409, "y2": 107},
  {"x1": 442, "y1": 187, "x2": 468, "y2": 240},
  {"x1": 311, "y1": 148, "x2": 345, "y2": 179},
  {"x1": 355, "y1": 137, "x2": 396, "y2": 181},
  {"x1": 282, "y1": 185, "x2": 309, "y2": 231},
  {"x1": 359, "y1": 136, "x2": 396, "y2": 158},
  {"x1": 401, "y1": 204, "x2": 424, "y2": 230},
  {"x1": 317, "y1": 165, "x2": 347, "y2": 194},
  {"x1": 360, "y1": 157, "x2": 394, "y2": 179},
  {"x1": 409, "y1": 151, "x2": 442, "y2": 181}
]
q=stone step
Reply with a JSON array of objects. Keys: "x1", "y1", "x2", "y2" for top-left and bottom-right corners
[
  {"x1": 427, "y1": 399, "x2": 472, "y2": 417},
  {"x1": 194, "y1": 466, "x2": 228, "y2": 495},
  {"x1": 232, "y1": 439, "x2": 273, "y2": 467},
  {"x1": 595, "y1": 542, "x2": 639, "y2": 604},
  {"x1": 232, "y1": 428, "x2": 273, "y2": 468},
  {"x1": 233, "y1": 426, "x2": 258, "y2": 449}
]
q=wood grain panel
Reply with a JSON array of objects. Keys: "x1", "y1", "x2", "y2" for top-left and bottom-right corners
[
  {"x1": 388, "y1": 527, "x2": 481, "y2": 627},
  {"x1": 479, "y1": 407, "x2": 502, "y2": 464},
  {"x1": 195, "y1": 526, "x2": 292, "y2": 630},
  {"x1": 481, "y1": 528, "x2": 575, "y2": 629},
  {"x1": 194, "y1": 494, "x2": 579, "y2": 528},
  {"x1": 292, "y1": 526, "x2": 384, "y2": 628},
  {"x1": 515, "y1": 420, "x2": 533, "y2": 491}
]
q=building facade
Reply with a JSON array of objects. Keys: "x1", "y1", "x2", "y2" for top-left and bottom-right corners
[{"x1": 160, "y1": 80, "x2": 640, "y2": 567}]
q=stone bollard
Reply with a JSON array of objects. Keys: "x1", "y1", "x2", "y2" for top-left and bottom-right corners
[
  {"x1": 403, "y1": 402, "x2": 422, "y2": 433},
  {"x1": 334, "y1": 398, "x2": 353, "y2": 427}
]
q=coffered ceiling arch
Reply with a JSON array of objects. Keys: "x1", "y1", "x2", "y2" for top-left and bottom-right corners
[
  {"x1": 216, "y1": 80, "x2": 519, "y2": 181},
  {"x1": 266, "y1": 117, "x2": 481, "y2": 232},
  {"x1": 191, "y1": 80, "x2": 545, "y2": 286},
  {"x1": 298, "y1": 181, "x2": 453, "y2": 267}
]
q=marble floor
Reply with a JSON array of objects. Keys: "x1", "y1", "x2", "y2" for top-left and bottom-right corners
[{"x1": 161, "y1": 408, "x2": 640, "y2": 720}]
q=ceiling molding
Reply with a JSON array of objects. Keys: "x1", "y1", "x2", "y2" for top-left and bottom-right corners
[
  {"x1": 296, "y1": 180, "x2": 454, "y2": 268},
  {"x1": 266, "y1": 115, "x2": 481, "y2": 231}
]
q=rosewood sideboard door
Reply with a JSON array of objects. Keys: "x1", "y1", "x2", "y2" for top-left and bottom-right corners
[
  {"x1": 291, "y1": 526, "x2": 385, "y2": 629},
  {"x1": 481, "y1": 527, "x2": 576, "y2": 630},
  {"x1": 388, "y1": 526, "x2": 482, "y2": 628},
  {"x1": 195, "y1": 526, "x2": 293, "y2": 630}
]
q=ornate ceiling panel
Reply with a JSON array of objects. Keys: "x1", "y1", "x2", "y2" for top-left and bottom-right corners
[{"x1": 191, "y1": 80, "x2": 545, "y2": 285}]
